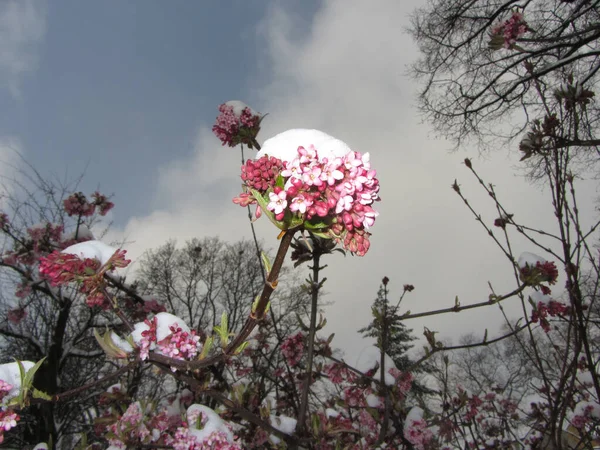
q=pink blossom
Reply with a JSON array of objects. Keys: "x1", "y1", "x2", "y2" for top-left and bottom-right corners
[
  {"x1": 267, "y1": 190, "x2": 288, "y2": 215},
  {"x1": 0, "y1": 380, "x2": 13, "y2": 403},
  {"x1": 92, "y1": 191, "x2": 114, "y2": 215},
  {"x1": 157, "y1": 324, "x2": 201, "y2": 360},
  {"x1": 405, "y1": 418, "x2": 433, "y2": 450},
  {"x1": 490, "y1": 11, "x2": 529, "y2": 49},
  {"x1": 0, "y1": 410, "x2": 19, "y2": 444},
  {"x1": 63, "y1": 192, "x2": 96, "y2": 217},
  {"x1": 281, "y1": 332, "x2": 304, "y2": 367},
  {"x1": 212, "y1": 102, "x2": 261, "y2": 148},
  {"x1": 39, "y1": 248, "x2": 130, "y2": 309},
  {"x1": 289, "y1": 194, "x2": 313, "y2": 214}
]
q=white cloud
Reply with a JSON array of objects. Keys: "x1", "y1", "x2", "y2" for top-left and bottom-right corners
[
  {"x1": 0, "y1": 0, "x2": 46, "y2": 96},
  {"x1": 0, "y1": 137, "x2": 26, "y2": 200},
  {"x1": 112, "y1": 0, "x2": 598, "y2": 359}
]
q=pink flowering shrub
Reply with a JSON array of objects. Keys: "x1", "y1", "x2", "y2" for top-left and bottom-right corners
[{"x1": 212, "y1": 101, "x2": 262, "y2": 148}]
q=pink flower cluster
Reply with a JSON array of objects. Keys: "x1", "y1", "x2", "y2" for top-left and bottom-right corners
[
  {"x1": 0, "y1": 410, "x2": 19, "y2": 444},
  {"x1": 491, "y1": 12, "x2": 529, "y2": 49},
  {"x1": 138, "y1": 317, "x2": 157, "y2": 360},
  {"x1": 169, "y1": 427, "x2": 242, "y2": 450},
  {"x1": 404, "y1": 418, "x2": 433, "y2": 450},
  {"x1": 169, "y1": 409, "x2": 241, "y2": 450},
  {"x1": 63, "y1": 191, "x2": 114, "y2": 217},
  {"x1": 107, "y1": 401, "x2": 170, "y2": 448},
  {"x1": 0, "y1": 380, "x2": 19, "y2": 444},
  {"x1": 281, "y1": 332, "x2": 305, "y2": 367},
  {"x1": 212, "y1": 102, "x2": 261, "y2": 148},
  {"x1": 520, "y1": 260, "x2": 559, "y2": 285},
  {"x1": 0, "y1": 380, "x2": 13, "y2": 403},
  {"x1": 39, "y1": 248, "x2": 130, "y2": 309},
  {"x1": 390, "y1": 368, "x2": 413, "y2": 400},
  {"x1": 324, "y1": 362, "x2": 355, "y2": 384},
  {"x1": 235, "y1": 145, "x2": 380, "y2": 256},
  {"x1": 136, "y1": 317, "x2": 201, "y2": 362},
  {"x1": 531, "y1": 300, "x2": 570, "y2": 332},
  {"x1": 157, "y1": 324, "x2": 201, "y2": 360}
]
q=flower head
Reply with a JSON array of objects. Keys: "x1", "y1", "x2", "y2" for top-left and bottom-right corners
[
  {"x1": 489, "y1": 11, "x2": 529, "y2": 50},
  {"x1": 234, "y1": 129, "x2": 380, "y2": 256},
  {"x1": 212, "y1": 101, "x2": 261, "y2": 148}
]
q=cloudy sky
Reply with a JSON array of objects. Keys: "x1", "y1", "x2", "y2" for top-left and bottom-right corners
[{"x1": 1, "y1": 0, "x2": 598, "y2": 360}]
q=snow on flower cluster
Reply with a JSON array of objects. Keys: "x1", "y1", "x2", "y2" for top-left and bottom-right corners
[
  {"x1": 131, "y1": 313, "x2": 201, "y2": 362},
  {"x1": 517, "y1": 252, "x2": 568, "y2": 332},
  {"x1": 234, "y1": 129, "x2": 380, "y2": 256},
  {"x1": 404, "y1": 407, "x2": 433, "y2": 450},
  {"x1": 169, "y1": 404, "x2": 241, "y2": 450},
  {"x1": 63, "y1": 191, "x2": 114, "y2": 217},
  {"x1": 39, "y1": 240, "x2": 131, "y2": 309},
  {"x1": 518, "y1": 252, "x2": 559, "y2": 285},
  {"x1": 212, "y1": 101, "x2": 261, "y2": 148},
  {"x1": 490, "y1": 11, "x2": 529, "y2": 49},
  {"x1": 100, "y1": 385, "x2": 241, "y2": 449}
]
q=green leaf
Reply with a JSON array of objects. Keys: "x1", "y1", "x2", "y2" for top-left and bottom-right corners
[
  {"x1": 307, "y1": 230, "x2": 330, "y2": 239},
  {"x1": 260, "y1": 251, "x2": 272, "y2": 274},
  {"x1": 32, "y1": 388, "x2": 52, "y2": 400},
  {"x1": 251, "y1": 294, "x2": 261, "y2": 314},
  {"x1": 250, "y1": 188, "x2": 283, "y2": 230},
  {"x1": 199, "y1": 336, "x2": 214, "y2": 359},
  {"x1": 214, "y1": 312, "x2": 231, "y2": 347},
  {"x1": 23, "y1": 358, "x2": 46, "y2": 392},
  {"x1": 304, "y1": 220, "x2": 331, "y2": 231},
  {"x1": 275, "y1": 174, "x2": 285, "y2": 189},
  {"x1": 16, "y1": 359, "x2": 27, "y2": 404},
  {"x1": 234, "y1": 341, "x2": 250, "y2": 355}
]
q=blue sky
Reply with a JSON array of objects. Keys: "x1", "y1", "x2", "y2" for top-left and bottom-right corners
[
  {"x1": 1, "y1": 0, "x2": 596, "y2": 357},
  {"x1": 3, "y1": 1, "x2": 317, "y2": 218}
]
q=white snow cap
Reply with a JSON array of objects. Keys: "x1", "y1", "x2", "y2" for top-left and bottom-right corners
[
  {"x1": 0, "y1": 360, "x2": 35, "y2": 403},
  {"x1": 355, "y1": 345, "x2": 397, "y2": 385},
  {"x1": 187, "y1": 404, "x2": 234, "y2": 443},
  {"x1": 325, "y1": 408, "x2": 339, "y2": 418},
  {"x1": 518, "y1": 252, "x2": 547, "y2": 269},
  {"x1": 530, "y1": 290, "x2": 553, "y2": 305},
  {"x1": 404, "y1": 406, "x2": 424, "y2": 432},
  {"x1": 106, "y1": 383, "x2": 122, "y2": 394},
  {"x1": 225, "y1": 100, "x2": 256, "y2": 117},
  {"x1": 110, "y1": 331, "x2": 134, "y2": 353},
  {"x1": 366, "y1": 394, "x2": 382, "y2": 408},
  {"x1": 257, "y1": 129, "x2": 352, "y2": 163},
  {"x1": 269, "y1": 414, "x2": 297, "y2": 444},
  {"x1": 62, "y1": 240, "x2": 118, "y2": 266}
]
